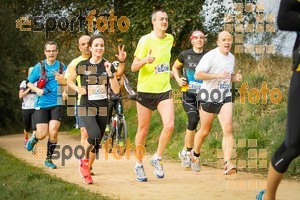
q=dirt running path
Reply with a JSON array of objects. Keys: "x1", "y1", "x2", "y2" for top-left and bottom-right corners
[{"x1": 0, "y1": 133, "x2": 299, "y2": 200}]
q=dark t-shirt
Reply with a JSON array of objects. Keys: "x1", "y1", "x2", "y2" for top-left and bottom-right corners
[
  {"x1": 278, "y1": 0, "x2": 300, "y2": 31},
  {"x1": 278, "y1": 0, "x2": 300, "y2": 70},
  {"x1": 76, "y1": 59, "x2": 116, "y2": 107},
  {"x1": 177, "y1": 49, "x2": 207, "y2": 93}
]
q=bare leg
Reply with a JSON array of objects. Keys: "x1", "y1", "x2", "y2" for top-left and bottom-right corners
[
  {"x1": 88, "y1": 152, "x2": 96, "y2": 170},
  {"x1": 217, "y1": 102, "x2": 234, "y2": 163},
  {"x1": 185, "y1": 129, "x2": 195, "y2": 150},
  {"x1": 24, "y1": 129, "x2": 29, "y2": 140},
  {"x1": 263, "y1": 163, "x2": 284, "y2": 200},
  {"x1": 135, "y1": 102, "x2": 152, "y2": 163},
  {"x1": 156, "y1": 99, "x2": 174, "y2": 157},
  {"x1": 193, "y1": 109, "x2": 214, "y2": 154},
  {"x1": 48, "y1": 120, "x2": 60, "y2": 142},
  {"x1": 35, "y1": 123, "x2": 50, "y2": 140},
  {"x1": 80, "y1": 127, "x2": 88, "y2": 146}
]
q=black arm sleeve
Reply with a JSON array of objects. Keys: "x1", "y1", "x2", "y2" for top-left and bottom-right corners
[{"x1": 277, "y1": 0, "x2": 300, "y2": 31}]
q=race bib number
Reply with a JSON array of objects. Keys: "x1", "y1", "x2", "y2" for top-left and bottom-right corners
[
  {"x1": 218, "y1": 81, "x2": 231, "y2": 98},
  {"x1": 23, "y1": 94, "x2": 35, "y2": 108},
  {"x1": 155, "y1": 63, "x2": 169, "y2": 74},
  {"x1": 188, "y1": 81, "x2": 202, "y2": 90},
  {"x1": 27, "y1": 95, "x2": 35, "y2": 108},
  {"x1": 88, "y1": 85, "x2": 107, "y2": 100},
  {"x1": 219, "y1": 81, "x2": 231, "y2": 90},
  {"x1": 187, "y1": 81, "x2": 202, "y2": 93}
]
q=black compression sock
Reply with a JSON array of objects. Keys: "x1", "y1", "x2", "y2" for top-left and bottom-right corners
[
  {"x1": 193, "y1": 151, "x2": 200, "y2": 157},
  {"x1": 47, "y1": 140, "x2": 57, "y2": 160}
]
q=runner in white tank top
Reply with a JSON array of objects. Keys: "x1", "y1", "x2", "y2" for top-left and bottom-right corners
[
  {"x1": 196, "y1": 47, "x2": 234, "y2": 103},
  {"x1": 191, "y1": 31, "x2": 242, "y2": 176}
]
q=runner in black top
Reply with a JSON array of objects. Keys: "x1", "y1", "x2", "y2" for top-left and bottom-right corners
[
  {"x1": 257, "y1": 0, "x2": 300, "y2": 199},
  {"x1": 172, "y1": 30, "x2": 207, "y2": 168},
  {"x1": 19, "y1": 67, "x2": 36, "y2": 147},
  {"x1": 67, "y1": 34, "x2": 121, "y2": 185}
]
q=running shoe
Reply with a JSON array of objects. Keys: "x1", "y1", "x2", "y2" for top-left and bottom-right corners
[
  {"x1": 134, "y1": 164, "x2": 147, "y2": 182},
  {"x1": 79, "y1": 159, "x2": 93, "y2": 184},
  {"x1": 90, "y1": 167, "x2": 95, "y2": 176},
  {"x1": 45, "y1": 159, "x2": 57, "y2": 169},
  {"x1": 73, "y1": 123, "x2": 79, "y2": 129},
  {"x1": 26, "y1": 133, "x2": 37, "y2": 151},
  {"x1": 150, "y1": 155, "x2": 164, "y2": 179},
  {"x1": 256, "y1": 189, "x2": 266, "y2": 200},
  {"x1": 178, "y1": 151, "x2": 191, "y2": 168},
  {"x1": 84, "y1": 174, "x2": 94, "y2": 184},
  {"x1": 79, "y1": 159, "x2": 90, "y2": 178},
  {"x1": 223, "y1": 161, "x2": 237, "y2": 175},
  {"x1": 190, "y1": 150, "x2": 201, "y2": 172},
  {"x1": 24, "y1": 138, "x2": 28, "y2": 149}
]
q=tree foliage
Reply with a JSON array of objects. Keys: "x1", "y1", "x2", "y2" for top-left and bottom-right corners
[
  {"x1": 0, "y1": 0, "x2": 40, "y2": 133},
  {"x1": 0, "y1": 0, "x2": 208, "y2": 134},
  {"x1": 0, "y1": 0, "x2": 280, "y2": 134}
]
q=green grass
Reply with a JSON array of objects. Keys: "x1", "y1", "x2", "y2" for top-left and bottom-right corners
[
  {"x1": 0, "y1": 148, "x2": 109, "y2": 200},
  {"x1": 68, "y1": 127, "x2": 81, "y2": 135}
]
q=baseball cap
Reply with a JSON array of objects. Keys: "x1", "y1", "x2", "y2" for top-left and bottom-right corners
[{"x1": 190, "y1": 31, "x2": 206, "y2": 40}]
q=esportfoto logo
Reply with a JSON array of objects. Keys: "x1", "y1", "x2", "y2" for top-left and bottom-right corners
[
  {"x1": 224, "y1": 2, "x2": 276, "y2": 55},
  {"x1": 171, "y1": 81, "x2": 282, "y2": 105},
  {"x1": 16, "y1": 9, "x2": 130, "y2": 37},
  {"x1": 32, "y1": 139, "x2": 146, "y2": 166}
]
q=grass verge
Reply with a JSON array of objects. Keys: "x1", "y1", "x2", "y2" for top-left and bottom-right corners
[{"x1": 0, "y1": 148, "x2": 109, "y2": 200}]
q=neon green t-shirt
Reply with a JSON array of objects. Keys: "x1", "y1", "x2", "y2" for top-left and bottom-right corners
[
  {"x1": 134, "y1": 32, "x2": 173, "y2": 93},
  {"x1": 64, "y1": 56, "x2": 88, "y2": 104}
]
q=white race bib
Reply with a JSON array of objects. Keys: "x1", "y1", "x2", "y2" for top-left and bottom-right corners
[
  {"x1": 219, "y1": 81, "x2": 231, "y2": 90},
  {"x1": 27, "y1": 95, "x2": 35, "y2": 108},
  {"x1": 218, "y1": 81, "x2": 231, "y2": 99},
  {"x1": 155, "y1": 63, "x2": 169, "y2": 74},
  {"x1": 188, "y1": 81, "x2": 202, "y2": 90},
  {"x1": 88, "y1": 85, "x2": 107, "y2": 100},
  {"x1": 23, "y1": 93, "x2": 35, "y2": 109}
]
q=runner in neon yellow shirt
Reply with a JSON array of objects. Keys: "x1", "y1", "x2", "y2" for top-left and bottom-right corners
[
  {"x1": 65, "y1": 35, "x2": 90, "y2": 143},
  {"x1": 131, "y1": 9, "x2": 174, "y2": 182},
  {"x1": 134, "y1": 31, "x2": 173, "y2": 93}
]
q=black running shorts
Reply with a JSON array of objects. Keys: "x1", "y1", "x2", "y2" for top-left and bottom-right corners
[{"x1": 136, "y1": 90, "x2": 172, "y2": 111}]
